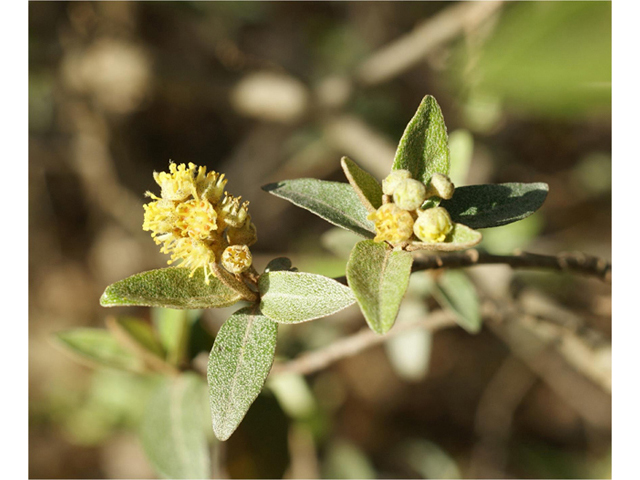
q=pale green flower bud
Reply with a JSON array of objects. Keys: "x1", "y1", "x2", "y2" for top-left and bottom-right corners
[
  {"x1": 382, "y1": 169, "x2": 412, "y2": 196},
  {"x1": 393, "y1": 178, "x2": 427, "y2": 211},
  {"x1": 367, "y1": 203, "x2": 414, "y2": 244},
  {"x1": 413, "y1": 207, "x2": 453, "y2": 243},
  {"x1": 221, "y1": 244, "x2": 252, "y2": 274},
  {"x1": 218, "y1": 194, "x2": 249, "y2": 228},
  {"x1": 227, "y1": 215, "x2": 258, "y2": 246},
  {"x1": 425, "y1": 173, "x2": 455, "y2": 200}
]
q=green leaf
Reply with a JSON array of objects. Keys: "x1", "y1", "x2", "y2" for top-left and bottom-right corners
[
  {"x1": 107, "y1": 316, "x2": 165, "y2": 358},
  {"x1": 264, "y1": 257, "x2": 294, "y2": 273},
  {"x1": 208, "y1": 306, "x2": 278, "y2": 441},
  {"x1": 433, "y1": 270, "x2": 481, "y2": 333},
  {"x1": 151, "y1": 308, "x2": 199, "y2": 366},
  {"x1": 140, "y1": 373, "x2": 211, "y2": 479},
  {"x1": 392, "y1": 95, "x2": 450, "y2": 185},
  {"x1": 406, "y1": 223, "x2": 482, "y2": 252},
  {"x1": 346, "y1": 240, "x2": 413, "y2": 334},
  {"x1": 259, "y1": 271, "x2": 356, "y2": 323},
  {"x1": 100, "y1": 267, "x2": 244, "y2": 309},
  {"x1": 262, "y1": 179, "x2": 375, "y2": 238},
  {"x1": 440, "y1": 182, "x2": 549, "y2": 229},
  {"x1": 340, "y1": 156, "x2": 383, "y2": 212},
  {"x1": 55, "y1": 329, "x2": 142, "y2": 372}
]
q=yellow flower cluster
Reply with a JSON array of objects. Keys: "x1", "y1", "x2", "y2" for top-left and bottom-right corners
[
  {"x1": 368, "y1": 169, "x2": 454, "y2": 245},
  {"x1": 143, "y1": 162, "x2": 257, "y2": 283}
]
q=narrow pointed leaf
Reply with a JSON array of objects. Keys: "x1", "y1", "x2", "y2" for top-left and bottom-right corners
[
  {"x1": 105, "y1": 317, "x2": 176, "y2": 374},
  {"x1": 100, "y1": 267, "x2": 243, "y2": 309},
  {"x1": 262, "y1": 179, "x2": 375, "y2": 238},
  {"x1": 55, "y1": 329, "x2": 142, "y2": 372},
  {"x1": 346, "y1": 240, "x2": 413, "y2": 334},
  {"x1": 433, "y1": 270, "x2": 481, "y2": 333},
  {"x1": 340, "y1": 156, "x2": 383, "y2": 212},
  {"x1": 392, "y1": 95, "x2": 450, "y2": 184},
  {"x1": 140, "y1": 373, "x2": 211, "y2": 479},
  {"x1": 107, "y1": 316, "x2": 165, "y2": 357},
  {"x1": 259, "y1": 271, "x2": 356, "y2": 323},
  {"x1": 406, "y1": 223, "x2": 482, "y2": 252},
  {"x1": 208, "y1": 306, "x2": 278, "y2": 441},
  {"x1": 440, "y1": 182, "x2": 549, "y2": 229}
]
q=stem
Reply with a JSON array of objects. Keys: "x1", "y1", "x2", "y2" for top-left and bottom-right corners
[
  {"x1": 270, "y1": 309, "x2": 460, "y2": 376},
  {"x1": 333, "y1": 249, "x2": 611, "y2": 285},
  {"x1": 212, "y1": 263, "x2": 258, "y2": 303}
]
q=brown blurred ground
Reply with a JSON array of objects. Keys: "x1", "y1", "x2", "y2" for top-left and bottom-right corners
[{"x1": 29, "y1": 2, "x2": 611, "y2": 478}]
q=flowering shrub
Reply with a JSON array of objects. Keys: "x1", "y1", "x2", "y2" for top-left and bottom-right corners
[{"x1": 56, "y1": 95, "x2": 549, "y2": 477}]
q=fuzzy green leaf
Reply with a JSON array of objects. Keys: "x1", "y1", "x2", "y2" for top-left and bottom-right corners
[
  {"x1": 100, "y1": 267, "x2": 243, "y2": 309},
  {"x1": 392, "y1": 95, "x2": 450, "y2": 184},
  {"x1": 55, "y1": 329, "x2": 142, "y2": 372},
  {"x1": 440, "y1": 182, "x2": 549, "y2": 229},
  {"x1": 340, "y1": 156, "x2": 383, "y2": 212},
  {"x1": 262, "y1": 179, "x2": 375, "y2": 238},
  {"x1": 346, "y1": 240, "x2": 413, "y2": 334},
  {"x1": 406, "y1": 223, "x2": 483, "y2": 252},
  {"x1": 140, "y1": 373, "x2": 211, "y2": 479},
  {"x1": 434, "y1": 270, "x2": 481, "y2": 333},
  {"x1": 259, "y1": 271, "x2": 356, "y2": 323},
  {"x1": 108, "y1": 316, "x2": 165, "y2": 358},
  {"x1": 208, "y1": 306, "x2": 278, "y2": 441}
]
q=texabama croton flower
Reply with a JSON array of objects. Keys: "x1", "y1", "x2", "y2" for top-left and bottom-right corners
[
  {"x1": 368, "y1": 169, "x2": 459, "y2": 247},
  {"x1": 143, "y1": 162, "x2": 257, "y2": 283}
]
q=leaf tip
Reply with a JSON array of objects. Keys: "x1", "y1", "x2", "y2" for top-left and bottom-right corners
[
  {"x1": 261, "y1": 182, "x2": 280, "y2": 193},
  {"x1": 99, "y1": 286, "x2": 119, "y2": 307}
]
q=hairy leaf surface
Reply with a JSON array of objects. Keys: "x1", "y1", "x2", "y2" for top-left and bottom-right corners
[
  {"x1": 100, "y1": 267, "x2": 243, "y2": 309},
  {"x1": 208, "y1": 306, "x2": 277, "y2": 441},
  {"x1": 259, "y1": 271, "x2": 356, "y2": 323},
  {"x1": 441, "y1": 182, "x2": 549, "y2": 229},
  {"x1": 262, "y1": 179, "x2": 375, "y2": 238},
  {"x1": 346, "y1": 240, "x2": 413, "y2": 334}
]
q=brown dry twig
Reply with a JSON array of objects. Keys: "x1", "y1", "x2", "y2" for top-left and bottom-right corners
[
  {"x1": 271, "y1": 308, "x2": 462, "y2": 376},
  {"x1": 333, "y1": 249, "x2": 611, "y2": 285}
]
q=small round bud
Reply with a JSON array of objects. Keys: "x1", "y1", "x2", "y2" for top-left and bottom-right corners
[
  {"x1": 425, "y1": 173, "x2": 455, "y2": 200},
  {"x1": 393, "y1": 178, "x2": 427, "y2": 211},
  {"x1": 413, "y1": 207, "x2": 453, "y2": 243},
  {"x1": 221, "y1": 245, "x2": 253, "y2": 274},
  {"x1": 382, "y1": 170, "x2": 412, "y2": 196},
  {"x1": 368, "y1": 203, "x2": 414, "y2": 244},
  {"x1": 227, "y1": 216, "x2": 258, "y2": 247}
]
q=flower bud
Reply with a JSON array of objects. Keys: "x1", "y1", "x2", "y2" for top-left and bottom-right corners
[
  {"x1": 425, "y1": 173, "x2": 455, "y2": 200},
  {"x1": 221, "y1": 245, "x2": 253, "y2": 274},
  {"x1": 218, "y1": 194, "x2": 249, "y2": 228},
  {"x1": 393, "y1": 178, "x2": 427, "y2": 211},
  {"x1": 413, "y1": 207, "x2": 453, "y2": 243},
  {"x1": 382, "y1": 169, "x2": 412, "y2": 196},
  {"x1": 368, "y1": 203, "x2": 414, "y2": 244},
  {"x1": 227, "y1": 216, "x2": 258, "y2": 246}
]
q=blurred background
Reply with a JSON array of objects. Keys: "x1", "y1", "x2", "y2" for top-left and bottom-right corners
[{"x1": 29, "y1": 1, "x2": 611, "y2": 478}]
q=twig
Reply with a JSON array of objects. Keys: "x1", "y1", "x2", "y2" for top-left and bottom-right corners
[
  {"x1": 334, "y1": 249, "x2": 611, "y2": 285},
  {"x1": 270, "y1": 309, "x2": 460, "y2": 376},
  {"x1": 355, "y1": 1, "x2": 504, "y2": 85},
  {"x1": 469, "y1": 356, "x2": 537, "y2": 478}
]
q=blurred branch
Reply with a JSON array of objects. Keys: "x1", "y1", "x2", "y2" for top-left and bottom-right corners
[
  {"x1": 270, "y1": 308, "x2": 461, "y2": 376},
  {"x1": 470, "y1": 356, "x2": 537, "y2": 478},
  {"x1": 334, "y1": 249, "x2": 611, "y2": 284},
  {"x1": 355, "y1": 1, "x2": 504, "y2": 85},
  {"x1": 484, "y1": 299, "x2": 611, "y2": 429}
]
